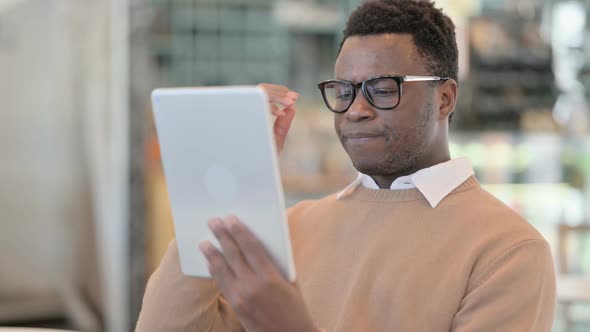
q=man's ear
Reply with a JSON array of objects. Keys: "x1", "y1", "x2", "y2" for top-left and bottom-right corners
[{"x1": 437, "y1": 79, "x2": 458, "y2": 121}]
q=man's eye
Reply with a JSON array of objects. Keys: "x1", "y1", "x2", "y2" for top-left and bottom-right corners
[
  {"x1": 336, "y1": 92, "x2": 352, "y2": 100},
  {"x1": 373, "y1": 89, "x2": 397, "y2": 96}
]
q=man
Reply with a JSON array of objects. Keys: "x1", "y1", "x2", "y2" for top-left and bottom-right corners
[{"x1": 136, "y1": 1, "x2": 556, "y2": 331}]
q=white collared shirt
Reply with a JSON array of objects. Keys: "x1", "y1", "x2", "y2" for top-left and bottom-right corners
[{"x1": 337, "y1": 158, "x2": 475, "y2": 208}]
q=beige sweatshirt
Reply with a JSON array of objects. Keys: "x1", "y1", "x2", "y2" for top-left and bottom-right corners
[{"x1": 135, "y1": 177, "x2": 556, "y2": 331}]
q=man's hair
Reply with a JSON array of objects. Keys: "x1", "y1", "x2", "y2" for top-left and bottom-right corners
[{"x1": 340, "y1": 0, "x2": 458, "y2": 82}]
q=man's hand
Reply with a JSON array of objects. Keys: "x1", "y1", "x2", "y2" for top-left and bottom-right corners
[
  {"x1": 258, "y1": 83, "x2": 298, "y2": 154},
  {"x1": 198, "y1": 216, "x2": 321, "y2": 332}
]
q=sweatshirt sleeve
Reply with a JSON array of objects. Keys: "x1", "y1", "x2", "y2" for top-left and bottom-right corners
[
  {"x1": 450, "y1": 239, "x2": 556, "y2": 332},
  {"x1": 135, "y1": 240, "x2": 244, "y2": 332}
]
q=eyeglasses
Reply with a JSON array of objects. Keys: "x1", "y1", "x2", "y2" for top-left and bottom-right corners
[{"x1": 317, "y1": 75, "x2": 449, "y2": 113}]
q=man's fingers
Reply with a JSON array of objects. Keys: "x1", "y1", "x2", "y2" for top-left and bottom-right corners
[
  {"x1": 274, "y1": 104, "x2": 296, "y2": 153},
  {"x1": 262, "y1": 84, "x2": 296, "y2": 153},
  {"x1": 208, "y1": 218, "x2": 252, "y2": 277},
  {"x1": 275, "y1": 104, "x2": 296, "y2": 134},
  {"x1": 258, "y1": 83, "x2": 289, "y2": 95},
  {"x1": 270, "y1": 104, "x2": 287, "y2": 117},
  {"x1": 258, "y1": 83, "x2": 298, "y2": 107},
  {"x1": 224, "y1": 216, "x2": 279, "y2": 278},
  {"x1": 199, "y1": 240, "x2": 236, "y2": 292},
  {"x1": 272, "y1": 94, "x2": 297, "y2": 108}
]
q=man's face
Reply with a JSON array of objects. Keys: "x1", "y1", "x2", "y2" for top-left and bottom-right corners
[{"x1": 334, "y1": 34, "x2": 440, "y2": 177}]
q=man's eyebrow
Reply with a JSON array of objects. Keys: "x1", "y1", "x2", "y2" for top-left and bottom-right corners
[{"x1": 335, "y1": 73, "x2": 401, "y2": 81}]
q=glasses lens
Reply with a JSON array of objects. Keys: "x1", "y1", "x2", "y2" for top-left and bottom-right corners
[
  {"x1": 322, "y1": 82, "x2": 353, "y2": 112},
  {"x1": 365, "y1": 77, "x2": 400, "y2": 109}
]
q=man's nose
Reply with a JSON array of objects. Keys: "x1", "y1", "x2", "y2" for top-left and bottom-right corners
[{"x1": 345, "y1": 91, "x2": 375, "y2": 122}]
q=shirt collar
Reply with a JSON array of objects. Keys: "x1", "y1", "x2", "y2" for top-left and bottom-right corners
[{"x1": 336, "y1": 158, "x2": 475, "y2": 208}]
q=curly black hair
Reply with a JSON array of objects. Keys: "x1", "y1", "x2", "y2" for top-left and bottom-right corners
[{"x1": 340, "y1": 0, "x2": 458, "y2": 82}]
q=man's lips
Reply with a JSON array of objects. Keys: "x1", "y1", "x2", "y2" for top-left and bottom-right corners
[
  {"x1": 342, "y1": 132, "x2": 384, "y2": 139},
  {"x1": 342, "y1": 132, "x2": 385, "y2": 146}
]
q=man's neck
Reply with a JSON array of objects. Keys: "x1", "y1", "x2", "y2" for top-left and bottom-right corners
[{"x1": 370, "y1": 153, "x2": 451, "y2": 189}]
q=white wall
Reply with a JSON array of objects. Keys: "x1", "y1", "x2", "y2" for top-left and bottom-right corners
[
  {"x1": 0, "y1": 0, "x2": 86, "y2": 296},
  {"x1": 0, "y1": 1, "x2": 130, "y2": 330}
]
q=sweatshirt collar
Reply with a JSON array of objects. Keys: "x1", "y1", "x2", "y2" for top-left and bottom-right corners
[{"x1": 336, "y1": 158, "x2": 475, "y2": 208}]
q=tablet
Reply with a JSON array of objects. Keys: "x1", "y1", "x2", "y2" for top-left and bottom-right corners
[{"x1": 151, "y1": 86, "x2": 296, "y2": 281}]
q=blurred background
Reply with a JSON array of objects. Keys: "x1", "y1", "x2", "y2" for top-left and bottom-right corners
[{"x1": 1, "y1": 0, "x2": 590, "y2": 331}]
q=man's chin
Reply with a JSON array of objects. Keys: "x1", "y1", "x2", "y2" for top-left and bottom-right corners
[
  {"x1": 349, "y1": 154, "x2": 415, "y2": 177},
  {"x1": 350, "y1": 158, "x2": 389, "y2": 176}
]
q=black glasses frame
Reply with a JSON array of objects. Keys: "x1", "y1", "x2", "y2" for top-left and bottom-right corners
[{"x1": 317, "y1": 75, "x2": 449, "y2": 113}]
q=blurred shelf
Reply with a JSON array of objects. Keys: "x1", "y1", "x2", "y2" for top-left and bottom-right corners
[
  {"x1": 274, "y1": 1, "x2": 344, "y2": 34},
  {"x1": 147, "y1": 0, "x2": 288, "y2": 86},
  {"x1": 557, "y1": 275, "x2": 590, "y2": 302},
  {"x1": 464, "y1": 14, "x2": 557, "y2": 131}
]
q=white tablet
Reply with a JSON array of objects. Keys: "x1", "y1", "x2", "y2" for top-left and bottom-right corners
[{"x1": 151, "y1": 86, "x2": 296, "y2": 281}]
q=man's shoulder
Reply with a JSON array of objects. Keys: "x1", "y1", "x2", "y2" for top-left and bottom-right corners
[
  {"x1": 452, "y1": 184, "x2": 539, "y2": 226},
  {"x1": 442, "y1": 185, "x2": 554, "y2": 295},
  {"x1": 286, "y1": 192, "x2": 341, "y2": 218},
  {"x1": 446, "y1": 184, "x2": 548, "y2": 257}
]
